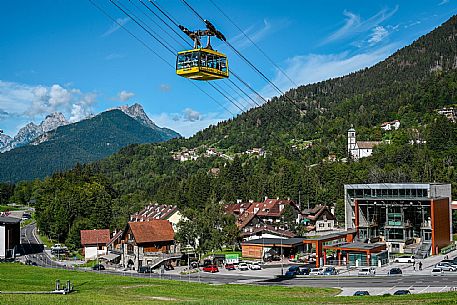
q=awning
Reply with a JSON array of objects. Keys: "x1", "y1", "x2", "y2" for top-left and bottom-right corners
[{"x1": 99, "y1": 253, "x2": 120, "y2": 261}]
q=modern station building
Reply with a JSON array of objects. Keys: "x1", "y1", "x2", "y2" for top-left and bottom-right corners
[{"x1": 344, "y1": 183, "x2": 452, "y2": 256}]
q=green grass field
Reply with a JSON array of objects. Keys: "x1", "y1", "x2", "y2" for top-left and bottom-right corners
[{"x1": 1, "y1": 263, "x2": 457, "y2": 305}]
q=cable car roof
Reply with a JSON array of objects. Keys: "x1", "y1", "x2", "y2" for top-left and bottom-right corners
[{"x1": 177, "y1": 48, "x2": 226, "y2": 57}]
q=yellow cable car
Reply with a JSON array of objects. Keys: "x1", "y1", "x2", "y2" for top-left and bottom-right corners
[
  {"x1": 177, "y1": 21, "x2": 228, "y2": 81},
  {"x1": 176, "y1": 48, "x2": 228, "y2": 81}
]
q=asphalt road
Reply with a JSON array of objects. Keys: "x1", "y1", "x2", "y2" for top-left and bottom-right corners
[
  {"x1": 262, "y1": 274, "x2": 457, "y2": 287},
  {"x1": 17, "y1": 223, "x2": 457, "y2": 290}
]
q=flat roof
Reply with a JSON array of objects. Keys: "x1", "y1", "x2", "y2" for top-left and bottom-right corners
[
  {"x1": 242, "y1": 237, "x2": 306, "y2": 246},
  {"x1": 324, "y1": 242, "x2": 386, "y2": 251},
  {"x1": 242, "y1": 231, "x2": 356, "y2": 246},
  {"x1": 0, "y1": 216, "x2": 21, "y2": 225},
  {"x1": 355, "y1": 197, "x2": 448, "y2": 202},
  {"x1": 300, "y1": 230, "x2": 355, "y2": 241},
  {"x1": 345, "y1": 183, "x2": 450, "y2": 189}
]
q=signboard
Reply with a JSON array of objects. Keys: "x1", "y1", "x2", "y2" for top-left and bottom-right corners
[{"x1": 225, "y1": 253, "x2": 239, "y2": 264}]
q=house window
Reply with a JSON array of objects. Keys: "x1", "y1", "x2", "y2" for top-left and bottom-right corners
[
  {"x1": 319, "y1": 223, "x2": 324, "y2": 228},
  {"x1": 127, "y1": 244, "x2": 134, "y2": 254}
]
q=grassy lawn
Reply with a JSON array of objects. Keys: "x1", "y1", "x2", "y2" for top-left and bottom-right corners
[{"x1": 1, "y1": 263, "x2": 457, "y2": 305}]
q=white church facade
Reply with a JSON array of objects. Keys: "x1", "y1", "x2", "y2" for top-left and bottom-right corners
[{"x1": 347, "y1": 127, "x2": 381, "y2": 160}]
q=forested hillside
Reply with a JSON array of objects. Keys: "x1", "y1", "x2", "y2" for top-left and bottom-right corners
[
  {"x1": 0, "y1": 110, "x2": 179, "y2": 182},
  {"x1": 2, "y1": 15, "x2": 457, "y2": 249}
]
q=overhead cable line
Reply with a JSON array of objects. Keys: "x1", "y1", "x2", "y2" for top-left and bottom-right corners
[
  {"x1": 208, "y1": 0, "x2": 298, "y2": 87},
  {"x1": 88, "y1": 0, "x2": 235, "y2": 115},
  {"x1": 110, "y1": 0, "x2": 246, "y2": 113},
  {"x1": 146, "y1": 0, "x2": 274, "y2": 111},
  {"x1": 143, "y1": 0, "x2": 264, "y2": 111},
  {"x1": 180, "y1": 0, "x2": 303, "y2": 114}
]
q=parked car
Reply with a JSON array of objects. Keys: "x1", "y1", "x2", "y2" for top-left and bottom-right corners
[
  {"x1": 435, "y1": 262, "x2": 457, "y2": 272},
  {"x1": 299, "y1": 267, "x2": 310, "y2": 275},
  {"x1": 202, "y1": 265, "x2": 219, "y2": 273},
  {"x1": 238, "y1": 263, "x2": 249, "y2": 271},
  {"x1": 283, "y1": 270, "x2": 296, "y2": 278},
  {"x1": 323, "y1": 266, "x2": 338, "y2": 275},
  {"x1": 358, "y1": 267, "x2": 376, "y2": 276},
  {"x1": 353, "y1": 291, "x2": 370, "y2": 296},
  {"x1": 388, "y1": 268, "x2": 402, "y2": 275},
  {"x1": 138, "y1": 266, "x2": 153, "y2": 273},
  {"x1": 249, "y1": 262, "x2": 262, "y2": 270},
  {"x1": 21, "y1": 213, "x2": 32, "y2": 220},
  {"x1": 92, "y1": 264, "x2": 105, "y2": 271},
  {"x1": 440, "y1": 260, "x2": 457, "y2": 268},
  {"x1": 431, "y1": 268, "x2": 444, "y2": 276},
  {"x1": 225, "y1": 263, "x2": 236, "y2": 270},
  {"x1": 51, "y1": 243, "x2": 68, "y2": 255},
  {"x1": 394, "y1": 255, "x2": 415, "y2": 263},
  {"x1": 393, "y1": 290, "x2": 411, "y2": 295},
  {"x1": 288, "y1": 266, "x2": 301, "y2": 275},
  {"x1": 309, "y1": 268, "x2": 323, "y2": 276}
]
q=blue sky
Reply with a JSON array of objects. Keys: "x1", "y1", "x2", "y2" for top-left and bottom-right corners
[{"x1": 1, "y1": 0, "x2": 456, "y2": 137}]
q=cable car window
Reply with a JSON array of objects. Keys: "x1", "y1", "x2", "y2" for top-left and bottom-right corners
[
  {"x1": 218, "y1": 57, "x2": 227, "y2": 72},
  {"x1": 191, "y1": 52, "x2": 199, "y2": 67},
  {"x1": 200, "y1": 52, "x2": 207, "y2": 67},
  {"x1": 207, "y1": 54, "x2": 216, "y2": 69},
  {"x1": 177, "y1": 54, "x2": 187, "y2": 69}
]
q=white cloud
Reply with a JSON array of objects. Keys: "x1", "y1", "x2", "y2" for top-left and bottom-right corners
[
  {"x1": 368, "y1": 26, "x2": 389, "y2": 45},
  {"x1": 150, "y1": 111, "x2": 226, "y2": 138},
  {"x1": 230, "y1": 19, "x2": 276, "y2": 49},
  {"x1": 260, "y1": 44, "x2": 398, "y2": 99},
  {"x1": 118, "y1": 90, "x2": 135, "y2": 102},
  {"x1": 102, "y1": 17, "x2": 130, "y2": 37},
  {"x1": 439, "y1": 0, "x2": 450, "y2": 5},
  {"x1": 182, "y1": 108, "x2": 201, "y2": 122},
  {"x1": 322, "y1": 6, "x2": 399, "y2": 45},
  {"x1": 0, "y1": 80, "x2": 97, "y2": 123}
]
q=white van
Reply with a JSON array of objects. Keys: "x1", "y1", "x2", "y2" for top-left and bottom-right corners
[{"x1": 394, "y1": 255, "x2": 415, "y2": 263}]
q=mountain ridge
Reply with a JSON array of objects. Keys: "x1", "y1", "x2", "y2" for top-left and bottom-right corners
[
  {"x1": 0, "y1": 103, "x2": 179, "y2": 153},
  {"x1": 0, "y1": 109, "x2": 180, "y2": 182}
]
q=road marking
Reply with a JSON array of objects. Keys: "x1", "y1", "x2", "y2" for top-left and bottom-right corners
[
  {"x1": 439, "y1": 286, "x2": 448, "y2": 292},
  {"x1": 383, "y1": 285, "x2": 396, "y2": 294},
  {"x1": 418, "y1": 286, "x2": 430, "y2": 294}
]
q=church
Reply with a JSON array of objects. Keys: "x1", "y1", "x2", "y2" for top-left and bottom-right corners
[{"x1": 347, "y1": 126, "x2": 381, "y2": 160}]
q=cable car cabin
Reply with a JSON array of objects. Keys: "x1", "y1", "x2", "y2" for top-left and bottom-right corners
[{"x1": 176, "y1": 49, "x2": 228, "y2": 80}]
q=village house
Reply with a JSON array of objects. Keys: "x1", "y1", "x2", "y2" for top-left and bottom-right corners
[
  {"x1": 130, "y1": 203, "x2": 183, "y2": 232},
  {"x1": 380, "y1": 120, "x2": 400, "y2": 131},
  {"x1": 225, "y1": 198, "x2": 301, "y2": 241},
  {"x1": 301, "y1": 205, "x2": 337, "y2": 232},
  {"x1": 244, "y1": 147, "x2": 265, "y2": 157},
  {"x1": 437, "y1": 107, "x2": 456, "y2": 122},
  {"x1": 120, "y1": 220, "x2": 179, "y2": 271},
  {"x1": 80, "y1": 229, "x2": 110, "y2": 261}
]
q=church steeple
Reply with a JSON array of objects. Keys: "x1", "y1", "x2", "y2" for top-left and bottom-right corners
[{"x1": 347, "y1": 125, "x2": 356, "y2": 156}]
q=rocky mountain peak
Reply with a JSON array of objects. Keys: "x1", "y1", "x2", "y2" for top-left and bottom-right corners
[
  {"x1": 117, "y1": 103, "x2": 158, "y2": 129},
  {"x1": 41, "y1": 112, "x2": 68, "y2": 132}
]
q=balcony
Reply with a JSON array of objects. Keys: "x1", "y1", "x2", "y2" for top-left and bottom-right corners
[{"x1": 421, "y1": 222, "x2": 432, "y2": 229}]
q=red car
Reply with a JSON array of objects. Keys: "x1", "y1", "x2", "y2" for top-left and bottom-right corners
[
  {"x1": 202, "y1": 265, "x2": 219, "y2": 273},
  {"x1": 225, "y1": 263, "x2": 236, "y2": 270}
]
